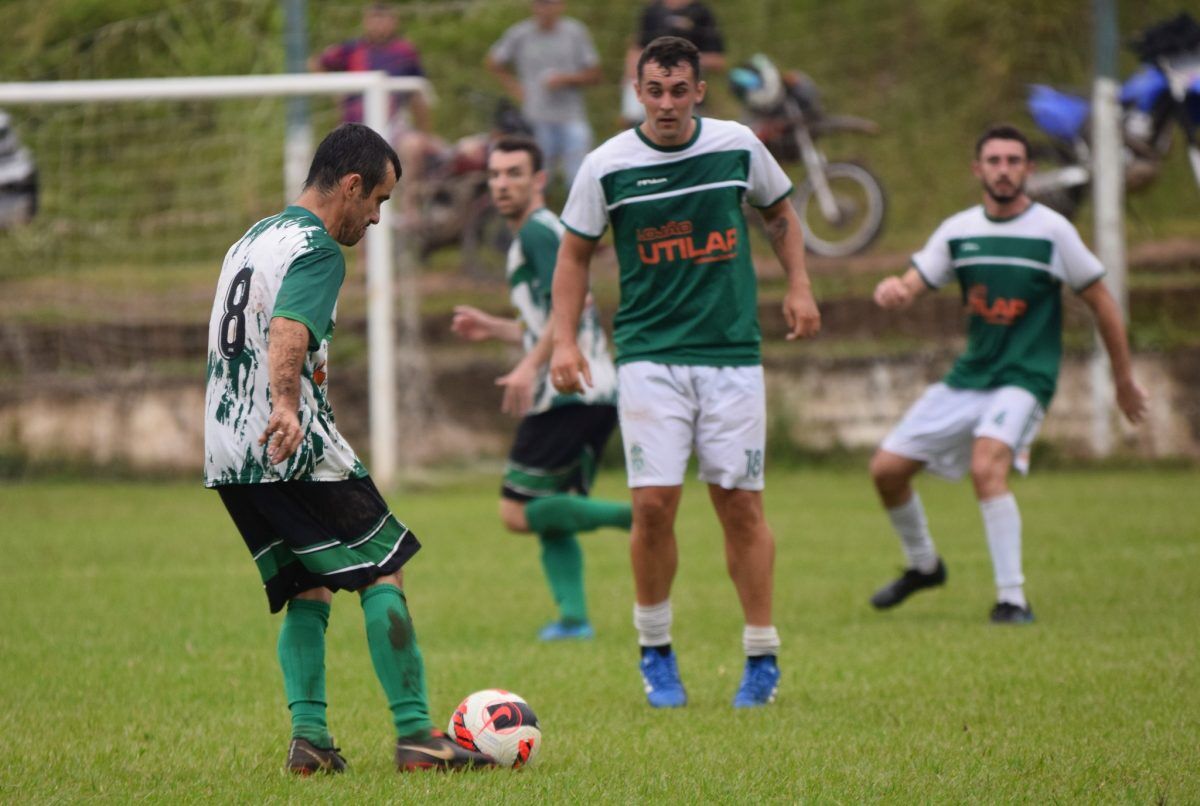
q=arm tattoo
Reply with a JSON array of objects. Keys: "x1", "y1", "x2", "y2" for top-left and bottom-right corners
[{"x1": 766, "y1": 214, "x2": 789, "y2": 246}]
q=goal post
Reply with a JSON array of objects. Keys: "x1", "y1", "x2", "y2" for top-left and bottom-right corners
[{"x1": 0, "y1": 71, "x2": 431, "y2": 487}]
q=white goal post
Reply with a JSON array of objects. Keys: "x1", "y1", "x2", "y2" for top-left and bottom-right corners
[{"x1": 0, "y1": 71, "x2": 430, "y2": 487}]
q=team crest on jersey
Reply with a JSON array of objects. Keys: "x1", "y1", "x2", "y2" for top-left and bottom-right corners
[
  {"x1": 636, "y1": 220, "x2": 739, "y2": 266},
  {"x1": 966, "y1": 284, "x2": 1027, "y2": 325}
]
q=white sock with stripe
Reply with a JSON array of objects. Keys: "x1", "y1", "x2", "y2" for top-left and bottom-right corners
[
  {"x1": 886, "y1": 493, "x2": 939, "y2": 573},
  {"x1": 980, "y1": 493, "x2": 1026, "y2": 607},
  {"x1": 633, "y1": 600, "x2": 672, "y2": 647},
  {"x1": 743, "y1": 625, "x2": 780, "y2": 658}
]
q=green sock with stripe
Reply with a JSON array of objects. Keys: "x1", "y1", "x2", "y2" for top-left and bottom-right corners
[
  {"x1": 360, "y1": 584, "x2": 433, "y2": 740},
  {"x1": 277, "y1": 598, "x2": 334, "y2": 749},
  {"x1": 539, "y1": 531, "x2": 588, "y2": 625},
  {"x1": 526, "y1": 495, "x2": 633, "y2": 534}
]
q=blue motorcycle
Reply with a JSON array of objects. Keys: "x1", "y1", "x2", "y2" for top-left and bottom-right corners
[{"x1": 1025, "y1": 13, "x2": 1200, "y2": 219}]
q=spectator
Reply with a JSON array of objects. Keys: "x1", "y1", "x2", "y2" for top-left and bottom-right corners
[
  {"x1": 620, "y1": 1, "x2": 725, "y2": 125},
  {"x1": 310, "y1": 2, "x2": 433, "y2": 223},
  {"x1": 486, "y1": 0, "x2": 602, "y2": 191}
]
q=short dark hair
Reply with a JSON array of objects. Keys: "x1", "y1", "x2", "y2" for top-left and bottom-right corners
[
  {"x1": 975, "y1": 124, "x2": 1030, "y2": 159},
  {"x1": 304, "y1": 123, "x2": 401, "y2": 195},
  {"x1": 489, "y1": 135, "x2": 543, "y2": 174},
  {"x1": 637, "y1": 36, "x2": 700, "y2": 83}
]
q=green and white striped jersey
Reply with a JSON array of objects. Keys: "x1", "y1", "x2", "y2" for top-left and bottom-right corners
[
  {"x1": 561, "y1": 117, "x2": 792, "y2": 367},
  {"x1": 204, "y1": 206, "x2": 365, "y2": 486},
  {"x1": 507, "y1": 207, "x2": 616, "y2": 414},
  {"x1": 911, "y1": 202, "x2": 1105, "y2": 406}
]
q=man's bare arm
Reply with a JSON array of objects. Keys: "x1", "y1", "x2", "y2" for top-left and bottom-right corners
[
  {"x1": 485, "y1": 55, "x2": 524, "y2": 104},
  {"x1": 451, "y1": 305, "x2": 524, "y2": 344},
  {"x1": 760, "y1": 198, "x2": 820, "y2": 340},
  {"x1": 259, "y1": 317, "x2": 310, "y2": 464},
  {"x1": 549, "y1": 231, "x2": 597, "y2": 392},
  {"x1": 874, "y1": 267, "x2": 929, "y2": 310},
  {"x1": 1078, "y1": 281, "x2": 1149, "y2": 423}
]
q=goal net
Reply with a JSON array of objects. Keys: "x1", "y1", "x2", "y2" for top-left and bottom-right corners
[{"x1": 0, "y1": 73, "x2": 428, "y2": 486}]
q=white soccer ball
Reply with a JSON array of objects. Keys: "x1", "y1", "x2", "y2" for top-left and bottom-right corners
[{"x1": 448, "y1": 689, "x2": 542, "y2": 769}]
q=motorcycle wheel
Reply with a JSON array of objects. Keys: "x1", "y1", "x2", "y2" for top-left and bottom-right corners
[
  {"x1": 793, "y1": 161, "x2": 886, "y2": 258},
  {"x1": 460, "y1": 195, "x2": 512, "y2": 280},
  {"x1": 1027, "y1": 143, "x2": 1084, "y2": 220}
]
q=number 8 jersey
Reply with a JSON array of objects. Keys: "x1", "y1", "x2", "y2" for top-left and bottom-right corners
[{"x1": 204, "y1": 206, "x2": 366, "y2": 486}]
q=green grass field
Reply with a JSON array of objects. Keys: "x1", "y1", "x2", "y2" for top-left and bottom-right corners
[{"x1": 2, "y1": 467, "x2": 1197, "y2": 802}]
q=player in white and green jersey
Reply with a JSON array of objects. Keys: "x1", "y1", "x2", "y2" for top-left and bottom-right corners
[
  {"x1": 867, "y1": 125, "x2": 1148, "y2": 624},
  {"x1": 451, "y1": 137, "x2": 629, "y2": 643},
  {"x1": 204, "y1": 124, "x2": 495, "y2": 774},
  {"x1": 548, "y1": 37, "x2": 821, "y2": 709}
]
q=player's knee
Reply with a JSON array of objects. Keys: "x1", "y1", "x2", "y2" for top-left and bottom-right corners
[
  {"x1": 970, "y1": 456, "x2": 1008, "y2": 497},
  {"x1": 870, "y1": 451, "x2": 906, "y2": 492},
  {"x1": 633, "y1": 495, "x2": 675, "y2": 533},
  {"x1": 292, "y1": 586, "x2": 334, "y2": 605},
  {"x1": 499, "y1": 498, "x2": 530, "y2": 533}
]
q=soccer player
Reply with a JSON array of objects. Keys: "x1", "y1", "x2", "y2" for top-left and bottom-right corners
[
  {"x1": 867, "y1": 124, "x2": 1148, "y2": 623},
  {"x1": 449, "y1": 136, "x2": 630, "y2": 642},
  {"x1": 548, "y1": 36, "x2": 821, "y2": 709},
  {"x1": 204, "y1": 124, "x2": 495, "y2": 773}
]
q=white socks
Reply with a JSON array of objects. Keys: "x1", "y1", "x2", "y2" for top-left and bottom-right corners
[
  {"x1": 743, "y1": 625, "x2": 780, "y2": 658},
  {"x1": 633, "y1": 600, "x2": 672, "y2": 647},
  {"x1": 886, "y1": 493, "x2": 939, "y2": 573},
  {"x1": 980, "y1": 493, "x2": 1026, "y2": 607}
]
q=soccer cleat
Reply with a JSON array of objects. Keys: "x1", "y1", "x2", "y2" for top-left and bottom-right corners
[
  {"x1": 990, "y1": 601, "x2": 1035, "y2": 624},
  {"x1": 733, "y1": 655, "x2": 781, "y2": 708},
  {"x1": 285, "y1": 737, "x2": 347, "y2": 776},
  {"x1": 395, "y1": 728, "x2": 498, "y2": 771},
  {"x1": 538, "y1": 620, "x2": 595, "y2": 641},
  {"x1": 640, "y1": 648, "x2": 687, "y2": 708},
  {"x1": 869, "y1": 558, "x2": 947, "y2": 609}
]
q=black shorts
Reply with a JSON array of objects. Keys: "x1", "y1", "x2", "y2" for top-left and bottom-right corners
[
  {"x1": 502, "y1": 403, "x2": 619, "y2": 502},
  {"x1": 216, "y1": 476, "x2": 421, "y2": 613}
]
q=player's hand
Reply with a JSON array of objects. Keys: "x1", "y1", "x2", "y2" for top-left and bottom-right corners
[
  {"x1": 496, "y1": 361, "x2": 537, "y2": 418},
  {"x1": 549, "y1": 342, "x2": 591, "y2": 394},
  {"x1": 450, "y1": 305, "x2": 493, "y2": 342},
  {"x1": 874, "y1": 276, "x2": 914, "y2": 309},
  {"x1": 259, "y1": 408, "x2": 303, "y2": 465},
  {"x1": 783, "y1": 287, "x2": 821, "y2": 341},
  {"x1": 544, "y1": 72, "x2": 569, "y2": 90},
  {"x1": 1115, "y1": 377, "x2": 1149, "y2": 424}
]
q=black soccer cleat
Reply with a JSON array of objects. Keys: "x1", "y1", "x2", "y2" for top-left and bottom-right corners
[
  {"x1": 395, "y1": 728, "x2": 498, "y2": 772},
  {"x1": 990, "y1": 601, "x2": 1035, "y2": 624},
  {"x1": 870, "y1": 558, "x2": 947, "y2": 609},
  {"x1": 286, "y1": 737, "x2": 347, "y2": 776}
]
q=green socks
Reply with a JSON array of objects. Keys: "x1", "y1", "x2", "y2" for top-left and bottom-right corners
[
  {"x1": 360, "y1": 584, "x2": 433, "y2": 740},
  {"x1": 277, "y1": 599, "x2": 333, "y2": 749},
  {"x1": 525, "y1": 494, "x2": 633, "y2": 535},
  {"x1": 539, "y1": 531, "x2": 587, "y2": 624}
]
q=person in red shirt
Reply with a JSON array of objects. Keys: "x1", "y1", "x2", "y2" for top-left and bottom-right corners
[{"x1": 311, "y1": 3, "x2": 434, "y2": 223}]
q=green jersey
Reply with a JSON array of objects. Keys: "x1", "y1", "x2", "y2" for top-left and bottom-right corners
[
  {"x1": 560, "y1": 117, "x2": 792, "y2": 366},
  {"x1": 507, "y1": 207, "x2": 616, "y2": 414},
  {"x1": 204, "y1": 206, "x2": 365, "y2": 486},
  {"x1": 911, "y1": 202, "x2": 1105, "y2": 407}
]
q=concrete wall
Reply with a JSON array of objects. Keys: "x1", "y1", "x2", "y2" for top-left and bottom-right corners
[{"x1": 3, "y1": 352, "x2": 1196, "y2": 474}]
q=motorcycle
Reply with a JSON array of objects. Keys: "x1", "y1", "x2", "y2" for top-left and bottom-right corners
[
  {"x1": 1026, "y1": 12, "x2": 1200, "y2": 220},
  {"x1": 730, "y1": 54, "x2": 886, "y2": 258},
  {"x1": 0, "y1": 108, "x2": 37, "y2": 229},
  {"x1": 398, "y1": 97, "x2": 527, "y2": 277}
]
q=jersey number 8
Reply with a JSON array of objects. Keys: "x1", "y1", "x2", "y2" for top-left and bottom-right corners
[{"x1": 218, "y1": 267, "x2": 254, "y2": 359}]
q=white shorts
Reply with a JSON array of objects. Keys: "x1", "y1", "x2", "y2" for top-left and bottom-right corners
[
  {"x1": 880, "y1": 383, "x2": 1045, "y2": 480},
  {"x1": 617, "y1": 361, "x2": 766, "y2": 490}
]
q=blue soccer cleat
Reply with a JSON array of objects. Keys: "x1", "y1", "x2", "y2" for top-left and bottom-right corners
[
  {"x1": 733, "y1": 655, "x2": 780, "y2": 708},
  {"x1": 538, "y1": 620, "x2": 595, "y2": 641},
  {"x1": 640, "y1": 648, "x2": 687, "y2": 708}
]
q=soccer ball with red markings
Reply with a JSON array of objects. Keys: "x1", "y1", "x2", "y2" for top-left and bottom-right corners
[{"x1": 448, "y1": 689, "x2": 542, "y2": 769}]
